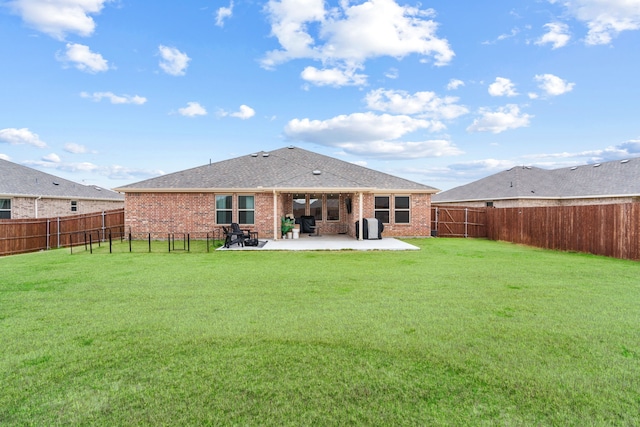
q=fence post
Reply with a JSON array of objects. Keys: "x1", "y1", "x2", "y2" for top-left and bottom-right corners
[
  {"x1": 102, "y1": 211, "x2": 106, "y2": 242},
  {"x1": 47, "y1": 219, "x2": 50, "y2": 250},
  {"x1": 465, "y1": 208, "x2": 468, "y2": 238},
  {"x1": 435, "y1": 207, "x2": 439, "y2": 235},
  {"x1": 109, "y1": 230, "x2": 112, "y2": 254},
  {"x1": 57, "y1": 217, "x2": 61, "y2": 248}
]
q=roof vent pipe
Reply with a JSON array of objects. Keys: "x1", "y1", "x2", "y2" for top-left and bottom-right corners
[
  {"x1": 313, "y1": 170, "x2": 321, "y2": 175},
  {"x1": 263, "y1": 153, "x2": 270, "y2": 157},
  {"x1": 251, "y1": 153, "x2": 258, "y2": 157}
]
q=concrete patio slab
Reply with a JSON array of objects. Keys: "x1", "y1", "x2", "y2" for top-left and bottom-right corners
[{"x1": 217, "y1": 234, "x2": 420, "y2": 251}]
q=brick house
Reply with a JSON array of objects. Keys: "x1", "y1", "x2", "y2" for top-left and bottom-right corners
[
  {"x1": 433, "y1": 157, "x2": 640, "y2": 208},
  {"x1": 114, "y1": 146, "x2": 439, "y2": 240},
  {"x1": 0, "y1": 159, "x2": 124, "y2": 219}
]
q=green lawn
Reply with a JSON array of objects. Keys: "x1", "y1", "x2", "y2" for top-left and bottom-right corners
[{"x1": 1, "y1": 239, "x2": 639, "y2": 426}]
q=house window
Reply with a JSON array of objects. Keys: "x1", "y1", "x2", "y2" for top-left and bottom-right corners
[
  {"x1": 238, "y1": 195, "x2": 254, "y2": 225},
  {"x1": 216, "y1": 195, "x2": 232, "y2": 224},
  {"x1": 293, "y1": 194, "x2": 306, "y2": 218},
  {"x1": 374, "y1": 196, "x2": 390, "y2": 223},
  {"x1": 394, "y1": 196, "x2": 410, "y2": 223},
  {"x1": 486, "y1": 201, "x2": 494, "y2": 207},
  {"x1": 309, "y1": 193, "x2": 322, "y2": 220},
  {"x1": 326, "y1": 194, "x2": 339, "y2": 221},
  {"x1": 0, "y1": 199, "x2": 10, "y2": 219},
  {"x1": 71, "y1": 201, "x2": 78, "y2": 212}
]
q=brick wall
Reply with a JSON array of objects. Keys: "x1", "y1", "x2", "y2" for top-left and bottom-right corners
[
  {"x1": 125, "y1": 192, "x2": 277, "y2": 239},
  {"x1": 9, "y1": 197, "x2": 123, "y2": 219},
  {"x1": 124, "y1": 191, "x2": 433, "y2": 239}
]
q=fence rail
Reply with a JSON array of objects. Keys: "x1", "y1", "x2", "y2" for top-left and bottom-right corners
[
  {"x1": 0, "y1": 209, "x2": 125, "y2": 256},
  {"x1": 431, "y1": 206, "x2": 487, "y2": 238},
  {"x1": 486, "y1": 203, "x2": 640, "y2": 261}
]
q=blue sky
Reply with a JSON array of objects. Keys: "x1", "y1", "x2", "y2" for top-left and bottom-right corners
[{"x1": 1, "y1": 0, "x2": 639, "y2": 191}]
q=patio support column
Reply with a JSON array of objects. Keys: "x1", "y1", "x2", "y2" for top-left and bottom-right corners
[
  {"x1": 273, "y1": 189, "x2": 278, "y2": 240},
  {"x1": 358, "y1": 192, "x2": 363, "y2": 241}
]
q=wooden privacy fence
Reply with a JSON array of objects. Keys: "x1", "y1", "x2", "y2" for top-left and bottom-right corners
[
  {"x1": 0, "y1": 208, "x2": 125, "y2": 256},
  {"x1": 486, "y1": 203, "x2": 640, "y2": 261},
  {"x1": 431, "y1": 206, "x2": 487, "y2": 238}
]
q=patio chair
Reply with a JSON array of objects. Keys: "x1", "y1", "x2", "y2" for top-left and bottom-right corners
[
  {"x1": 300, "y1": 215, "x2": 319, "y2": 236},
  {"x1": 223, "y1": 224, "x2": 247, "y2": 248}
]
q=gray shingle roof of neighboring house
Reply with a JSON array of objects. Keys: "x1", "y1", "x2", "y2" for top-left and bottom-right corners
[
  {"x1": 432, "y1": 157, "x2": 640, "y2": 203},
  {"x1": 0, "y1": 159, "x2": 124, "y2": 201},
  {"x1": 115, "y1": 146, "x2": 439, "y2": 193}
]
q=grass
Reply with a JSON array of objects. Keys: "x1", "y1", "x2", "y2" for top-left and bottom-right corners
[{"x1": 1, "y1": 238, "x2": 639, "y2": 426}]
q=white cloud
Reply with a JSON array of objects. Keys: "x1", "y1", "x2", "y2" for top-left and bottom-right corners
[
  {"x1": 284, "y1": 112, "x2": 461, "y2": 159},
  {"x1": 0, "y1": 127, "x2": 47, "y2": 148},
  {"x1": 178, "y1": 102, "x2": 207, "y2": 117},
  {"x1": 365, "y1": 89, "x2": 468, "y2": 121},
  {"x1": 286, "y1": 112, "x2": 433, "y2": 143},
  {"x1": 447, "y1": 79, "x2": 464, "y2": 90},
  {"x1": 7, "y1": 0, "x2": 111, "y2": 40},
  {"x1": 218, "y1": 105, "x2": 256, "y2": 119},
  {"x1": 230, "y1": 105, "x2": 255, "y2": 119},
  {"x1": 467, "y1": 104, "x2": 533, "y2": 134},
  {"x1": 64, "y1": 143, "x2": 88, "y2": 154},
  {"x1": 0, "y1": 154, "x2": 10, "y2": 161},
  {"x1": 534, "y1": 74, "x2": 575, "y2": 96},
  {"x1": 216, "y1": 1, "x2": 234, "y2": 27},
  {"x1": 57, "y1": 43, "x2": 109, "y2": 73},
  {"x1": 385, "y1": 68, "x2": 399, "y2": 79},
  {"x1": 80, "y1": 91, "x2": 147, "y2": 104},
  {"x1": 524, "y1": 139, "x2": 640, "y2": 163},
  {"x1": 301, "y1": 66, "x2": 367, "y2": 87},
  {"x1": 24, "y1": 159, "x2": 164, "y2": 181},
  {"x1": 536, "y1": 22, "x2": 571, "y2": 49},
  {"x1": 158, "y1": 45, "x2": 190, "y2": 76},
  {"x1": 262, "y1": 0, "x2": 453, "y2": 86},
  {"x1": 552, "y1": 0, "x2": 640, "y2": 45},
  {"x1": 337, "y1": 139, "x2": 463, "y2": 159},
  {"x1": 482, "y1": 27, "x2": 521, "y2": 45},
  {"x1": 42, "y1": 153, "x2": 61, "y2": 163},
  {"x1": 488, "y1": 77, "x2": 518, "y2": 97}
]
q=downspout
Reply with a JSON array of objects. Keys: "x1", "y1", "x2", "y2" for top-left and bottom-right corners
[
  {"x1": 273, "y1": 189, "x2": 278, "y2": 240},
  {"x1": 358, "y1": 192, "x2": 363, "y2": 241},
  {"x1": 35, "y1": 196, "x2": 42, "y2": 218}
]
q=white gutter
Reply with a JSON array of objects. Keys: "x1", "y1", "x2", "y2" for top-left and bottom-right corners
[
  {"x1": 358, "y1": 192, "x2": 363, "y2": 241},
  {"x1": 113, "y1": 186, "x2": 438, "y2": 195},
  {"x1": 35, "y1": 196, "x2": 42, "y2": 218},
  {"x1": 273, "y1": 189, "x2": 278, "y2": 240}
]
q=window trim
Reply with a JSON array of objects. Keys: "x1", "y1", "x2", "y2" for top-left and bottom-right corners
[
  {"x1": 326, "y1": 194, "x2": 340, "y2": 222},
  {"x1": 0, "y1": 198, "x2": 11, "y2": 219},
  {"x1": 215, "y1": 194, "x2": 233, "y2": 225},
  {"x1": 374, "y1": 195, "x2": 390, "y2": 224},
  {"x1": 394, "y1": 195, "x2": 410, "y2": 224},
  {"x1": 71, "y1": 200, "x2": 78, "y2": 212},
  {"x1": 238, "y1": 195, "x2": 255, "y2": 225}
]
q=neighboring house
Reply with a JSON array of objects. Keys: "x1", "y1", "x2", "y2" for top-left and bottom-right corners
[
  {"x1": 0, "y1": 159, "x2": 124, "y2": 219},
  {"x1": 114, "y1": 146, "x2": 439, "y2": 239},
  {"x1": 432, "y1": 157, "x2": 640, "y2": 208}
]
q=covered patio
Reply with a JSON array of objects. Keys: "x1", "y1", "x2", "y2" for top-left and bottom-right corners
[{"x1": 217, "y1": 234, "x2": 420, "y2": 251}]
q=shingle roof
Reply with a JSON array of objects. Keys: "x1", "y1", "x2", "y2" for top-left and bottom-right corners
[
  {"x1": 115, "y1": 146, "x2": 438, "y2": 193},
  {"x1": 432, "y1": 157, "x2": 640, "y2": 203},
  {"x1": 0, "y1": 159, "x2": 124, "y2": 201}
]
